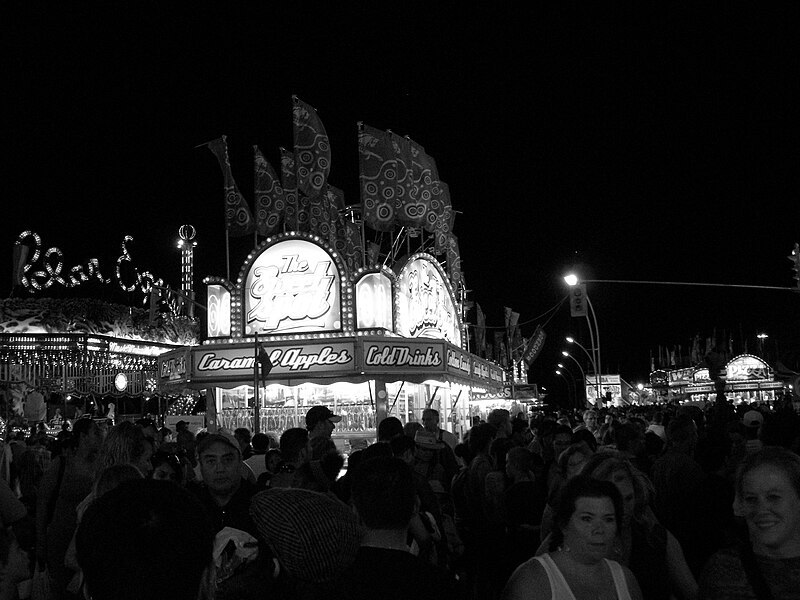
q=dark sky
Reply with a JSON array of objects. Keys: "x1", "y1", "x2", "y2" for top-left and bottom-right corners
[{"x1": 4, "y1": 5, "x2": 799, "y2": 397}]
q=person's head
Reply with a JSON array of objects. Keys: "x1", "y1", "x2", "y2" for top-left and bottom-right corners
[
  {"x1": 421, "y1": 408, "x2": 441, "y2": 434},
  {"x1": 734, "y1": 446, "x2": 800, "y2": 557},
  {"x1": 97, "y1": 421, "x2": 155, "y2": 476},
  {"x1": 579, "y1": 450, "x2": 651, "y2": 523},
  {"x1": 506, "y1": 446, "x2": 536, "y2": 481},
  {"x1": 150, "y1": 451, "x2": 185, "y2": 485},
  {"x1": 558, "y1": 441, "x2": 594, "y2": 480},
  {"x1": 352, "y1": 456, "x2": 415, "y2": 530},
  {"x1": 279, "y1": 428, "x2": 310, "y2": 465},
  {"x1": 249, "y1": 488, "x2": 361, "y2": 585},
  {"x1": 377, "y1": 416, "x2": 404, "y2": 442},
  {"x1": 77, "y1": 480, "x2": 214, "y2": 600},
  {"x1": 613, "y1": 422, "x2": 646, "y2": 456},
  {"x1": 488, "y1": 408, "x2": 512, "y2": 437},
  {"x1": 389, "y1": 434, "x2": 417, "y2": 464},
  {"x1": 403, "y1": 421, "x2": 423, "y2": 439},
  {"x1": 93, "y1": 463, "x2": 144, "y2": 498},
  {"x1": 489, "y1": 437, "x2": 514, "y2": 472},
  {"x1": 234, "y1": 427, "x2": 252, "y2": 452},
  {"x1": 549, "y1": 475, "x2": 623, "y2": 558},
  {"x1": 305, "y1": 405, "x2": 341, "y2": 439},
  {"x1": 552, "y1": 424, "x2": 574, "y2": 460},
  {"x1": 583, "y1": 409, "x2": 599, "y2": 430},
  {"x1": 743, "y1": 410, "x2": 764, "y2": 438},
  {"x1": 251, "y1": 432, "x2": 270, "y2": 454},
  {"x1": 72, "y1": 417, "x2": 103, "y2": 455},
  {"x1": 135, "y1": 418, "x2": 159, "y2": 446},
  {"x1": 468, "y1": 422, "x2": 498, "y2": 456},
  {"x1": 265, "y1": 448, "x2": 282, "y2": 474},
  {"x1": 413, "y1": 430, "x2": 446, "y2": 461},
  {"x1": 665, "y1": 414, "x2": 698, "y2": 453},
  {"x1": 572, "y1": 427, "x2": 599, "y2": 453},
  {"x1": 196, "y1": 430, "x2": 242, "y2": 497}
]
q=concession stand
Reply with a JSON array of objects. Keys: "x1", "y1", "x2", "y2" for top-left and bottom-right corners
[
  {"x1": 157, "y1": 232, "x2": 504, "y2": 448},
  {"x1": 650, "y1": 354, "x2": 786, "y2": 405}
]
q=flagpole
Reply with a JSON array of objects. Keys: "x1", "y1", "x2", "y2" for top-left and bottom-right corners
[{"x1": 253, "y1": 332, "x2": 260, "y2": 434}]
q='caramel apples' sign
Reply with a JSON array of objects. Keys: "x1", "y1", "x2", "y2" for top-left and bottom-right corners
[{"x1": 244, "y1": 239, "x2": 342, "y2": 335}]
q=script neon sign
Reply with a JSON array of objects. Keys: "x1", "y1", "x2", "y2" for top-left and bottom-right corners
[
  {"x1": 244, "y1": 240, "x2": 342, "y2": 335},
  {"x1": 15, "y1": 231, "x2": 163, "y2": 301}
]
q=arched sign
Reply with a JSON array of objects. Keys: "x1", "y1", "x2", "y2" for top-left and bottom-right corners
[
  {"x1": 726, "y1": 354, "x2": 771, "y2": 381},
  {"x1": 394, "y1": 254, "x2": 461, "y2": 346}
]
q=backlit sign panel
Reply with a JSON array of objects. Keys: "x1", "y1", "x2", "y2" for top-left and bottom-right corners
[
  {"x1": 244, "y1": 239, "x2": 342, "y2": 335},
  {"x1": 395, "y1": 255, "x2": 461, "y2": 346},
  {"x1": 356, "y1": 272, "x2": 393, "y2": 330},
  {"x1": 726, "y1": 355, "x2": 770, "y2": 381},
  {"x1": 362, "y1": 340, "x2": 444, "y2": 374},
  {"x1": 207, "y1": 284, "x2": 231, "y2": 338}
]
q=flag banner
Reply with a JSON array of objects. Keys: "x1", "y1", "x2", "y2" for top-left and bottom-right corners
[
  {"x1": 390, "y1": 131, "x2": 424, "y2": 227},
  {"x1": 207, "y1": 136, "x2": 255, "y2": 237},
  {"x1": 476, "y1": 303, "x2": 487, "y2": 358},
  {"x1": 522, "y1": 325, "x2": 547, "y2": 367},
  {"x1": 280, "y1": 148, "x2": 299, "y2": 232},
  {"x1": 446, "y1": 233, "x2": 463, "y2": 286},
  {"x1": 505, "y1": 307, "x2": 520, "y2": 345},
  {"x1": 253, "y1": 146, "x2": 285, "y2": 236},
  {"x1": 366, "y1": 241, "x2": 382, "y2": 267},
  {"x1": 359, "y1": 124, "x2": 397, "y2": 232},
  {"x1": 308, "y1": 187, "x2": 335, "y2": 245},
  {"x1": 494, "y1": 330, "x2": 508, "y2": 368},
  {"x1": 433, "y1": 181, "x2": 453, "y2": 253},
  {"x1": 292, "y1": 97, "x2": 331, "y2": 197},
  {"x1": 326, "y1": 184, "x2": 346, "y2": 212},
  {"x1": 407, "y1": 138, "x2": 439, "y2": 232},
  {"x1": 257, "y1": 342, "x2": 274, "y2": 384}
]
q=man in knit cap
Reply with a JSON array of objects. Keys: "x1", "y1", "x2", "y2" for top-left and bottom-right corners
[{"x1": 249, "y1": 487, "x2": 361, "y2": 595}]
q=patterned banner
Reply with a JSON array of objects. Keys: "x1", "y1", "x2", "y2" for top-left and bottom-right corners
[
  {"x1": 408, "y1": 138, "x2": 439, "y2": 233},
  {"x1": 207, "y1": 136, "x2": 255, "y2": 237},
  {"x1": 359, "y1": 124, "x2": 397, "y2": 232},
  {"x1": 308, "y1": 187, "x2": 335, "y2": 245},
  {"x1": 446, "y1": 233, "x2": 463, "y2": 287},
  {"x1": 522, "y1": 325, "x2": 547, "y2": 367},
  {"x1": 433, "y1": 181, "x2": 454, "y2": 253},
  {"x1": 253, "y1": 146, "x2": 285, "y2": 236},
  {"x1": 389, "y1": 132, "x2": 425, "y2": 228},
  {"x1": 330, "y1": 185, "x2": 363, "y2": 276},
  {"x1": 280, "y1": 148, "x2": 300, "y2": 232},
  {"x1": 292, "y1": 96, "x2": 331, "y2": 197}
]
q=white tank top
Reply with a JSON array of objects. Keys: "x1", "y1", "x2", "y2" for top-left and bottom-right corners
[{"x1": 533, "y1": 553, "x2": 633, "y2": 600}]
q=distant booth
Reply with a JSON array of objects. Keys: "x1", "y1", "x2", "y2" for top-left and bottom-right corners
[
  {"x1": 157, "y1": 232, "x2": 503, "y2": 452},
  {"x1": 649, "y1": 354, "x2": 786, "y2": 405}
]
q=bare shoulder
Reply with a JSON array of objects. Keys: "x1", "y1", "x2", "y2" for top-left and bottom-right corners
[
  {"x1": 620, "y1": 563, "x2": 643, "y2": 600},
  {"x1": 501, "y1": 557, "x2": 551, "y2": 600}
]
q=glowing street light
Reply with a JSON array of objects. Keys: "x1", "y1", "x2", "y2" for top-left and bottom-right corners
[
  {"x1": 565, "y1": 336, "x2": 600, "y2": 399},
  {"x1": 563, "y1": 275, "x2": 602, "y2": 398},
  {"x1": 561, "y1": 351, "x2": 590, "y2": 407}
]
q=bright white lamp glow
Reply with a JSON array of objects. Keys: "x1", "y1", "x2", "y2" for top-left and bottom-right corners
[{"x1": 564, "y1": 274, "x2": 579, "y2": 286}]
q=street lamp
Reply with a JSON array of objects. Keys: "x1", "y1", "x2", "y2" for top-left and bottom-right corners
[
  {"x1": 757, "y1": 333, "x2": 768, "y2": 358},
  {"x1": 562, "y1": 351, "x2": 590, "y2": 407},
  {"x1": 555, "y1": 369, "x2": 575, "y2": 407},
  {"x1": 563, "y1": 274, "x2": 602, "y2": 394},
  {"x1": 566, "y1": 336, "x2": 600, "y2": 399}
]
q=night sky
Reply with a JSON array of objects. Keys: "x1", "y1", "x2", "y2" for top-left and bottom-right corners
[{"x1": 4, "y1": 5, "x2": 799, "y2": 398}]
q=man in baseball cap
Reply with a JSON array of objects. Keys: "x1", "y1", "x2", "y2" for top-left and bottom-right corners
[
  {"x1": 187, "y1": 429, "x2": 258, "y2": 536},
  {"x1": 305, "y1": 406, "x2": 341, "y2": 440}
]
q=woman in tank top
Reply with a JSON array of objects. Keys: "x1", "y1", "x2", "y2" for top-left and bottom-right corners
[{"x1": 502, "y1": 475, "x2": 642, "y2": 600}]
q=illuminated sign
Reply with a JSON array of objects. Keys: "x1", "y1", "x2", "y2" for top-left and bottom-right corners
[
  {"x1": 362, "y1": 340, "x2": 443, "y2": 372},
  {"x1": 15, "y1": 231, "x2": 163, "y2": 301},
  {"x1": 244, "y1": 240, "x2": 342, "y2": 335},
  {"x1": 159, "y1": 352, "x2": 187, "y2": 381},
  {"x1": 446, "y1": 347, "x2": 471, "y2": 374},
  {"x1": 191, "y1": 342, "x2": 356, "y2": 380},
  {"x1": 356, "y1": 272, "x2": 393, "y2": 330},
  {"x1": 395, "y1": 255, "x2": 461, "y2": 345},
  {"x1": 114, "y1": 373, "x2": 128, "y2": 392},
  {"x1": 207, "y1": 285, "x2": 231, "y2": 337},
  {"x1": 726, "y1": 355, "x2": 771, "y2": 381}
]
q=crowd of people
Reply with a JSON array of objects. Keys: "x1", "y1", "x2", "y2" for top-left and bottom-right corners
[{"x1": 0, "y1": 396, "x2": 798, "y2": 599}]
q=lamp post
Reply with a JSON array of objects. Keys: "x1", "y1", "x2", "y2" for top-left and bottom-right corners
[
  {"x1": 757, "y1": 333, "x2": 768, "y2": 359},
  {"x1": 566, "y1": 336, "x2": 600, "y2": 400},
  {"x1": 555, "y1": 369, "x2": 575, "y2": 407},
  {"x1": 564, "y1": 275, "x2": 602, "y2": 399},
  {"x1": 557, "y1": 361, "x2": 580, "y2": 407},
  {"x1": 562, "y1": 351, "x2": 590, "y2": 407}
]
